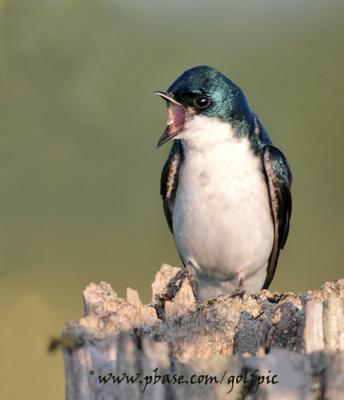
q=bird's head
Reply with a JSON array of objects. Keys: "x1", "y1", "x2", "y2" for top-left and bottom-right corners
[{"x1": 156, "y1": 65, "x2": 252, "y2": 146}]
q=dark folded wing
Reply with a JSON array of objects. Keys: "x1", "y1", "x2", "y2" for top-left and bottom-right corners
[
  {"x1": 262, "y1": 145, "x2": 292, "y2": 289},
  {"x1": 160, "y1": 140, "x2": 184, "y2": 232}
]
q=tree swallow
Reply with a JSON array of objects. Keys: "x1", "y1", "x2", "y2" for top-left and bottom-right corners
[{"x1": 156, "y1": 66, "x2": 292, "y2": 301}]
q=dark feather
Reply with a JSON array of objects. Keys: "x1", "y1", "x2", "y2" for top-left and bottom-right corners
[
  {"x1": 262, "y1": 145, "x2": 292, "y2": 289},
  {"x1": 160, "y1": 140, "x2": 184, "y2": 232}
]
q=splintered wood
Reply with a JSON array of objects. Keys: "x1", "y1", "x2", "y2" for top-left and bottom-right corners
[{"x1": 63, "y1": 264, "x2": 344, "y2": 399}]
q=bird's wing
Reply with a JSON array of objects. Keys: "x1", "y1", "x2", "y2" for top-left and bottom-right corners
[
  {"x1": 160, "y1": 140, "x2": 184, "y2": 232},
  {"x1": 262, "y1": 144, "x2": 292, "y2": 289}
]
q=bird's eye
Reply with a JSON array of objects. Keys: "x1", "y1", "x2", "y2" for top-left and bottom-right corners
[{"x1": 193, "y1": 95, "x2": 212, "y2": 110}]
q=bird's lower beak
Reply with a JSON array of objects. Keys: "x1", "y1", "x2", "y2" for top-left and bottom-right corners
[{"x1": 155, "y1": 91, "x2": 185, "y2": 147}]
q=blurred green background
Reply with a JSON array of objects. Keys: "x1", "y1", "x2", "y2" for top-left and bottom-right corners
[{"x1": 0, "y1": 0, "x2": 343, "y2": 398}]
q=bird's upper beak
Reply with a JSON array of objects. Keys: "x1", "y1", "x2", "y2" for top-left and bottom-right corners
[{"x1": 155, "y1": 91, "x2": 186, "y2": 147}]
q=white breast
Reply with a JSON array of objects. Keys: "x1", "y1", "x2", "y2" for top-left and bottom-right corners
[{"x1": 172, "y1": 116, "x2": 274, "y2": 298}]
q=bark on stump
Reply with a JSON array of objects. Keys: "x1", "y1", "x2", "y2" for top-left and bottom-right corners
[{"x1": 63, "y1": 264, "x2": 344, "y2": 399}]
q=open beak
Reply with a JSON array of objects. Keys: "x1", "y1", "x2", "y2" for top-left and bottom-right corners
[{"x1": 155, "y1": 91, "x2": 186, "y2": 147}]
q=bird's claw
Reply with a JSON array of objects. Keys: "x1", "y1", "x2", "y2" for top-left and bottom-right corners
[
  {"x1": 154, "y1": 264, "x2": 197, "y2": 319},
  {"x1": 229, "y1": 286, "x2": 246, "y2": 300}
]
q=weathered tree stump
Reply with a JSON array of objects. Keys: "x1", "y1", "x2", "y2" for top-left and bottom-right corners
[{"x1": 63, "y1": 264, "x2": 344, "y2": 399}]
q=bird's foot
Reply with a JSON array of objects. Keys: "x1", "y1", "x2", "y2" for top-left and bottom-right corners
[
  {"x1": 228, "y1": 286, "x2": 246, "y2": 300},
  {"x1": 154, "y1": 264, "x2": 197, "y2": 320},
  {"x1": 228, "y1": 274, "x2": 246, "y2": 300}
]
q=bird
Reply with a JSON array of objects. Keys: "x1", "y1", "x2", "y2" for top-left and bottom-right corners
[{"x1": 155, "y1": 65, "x2": 292, "y2": 301}]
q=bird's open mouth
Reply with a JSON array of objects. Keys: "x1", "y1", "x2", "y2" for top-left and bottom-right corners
[{"x1": 155, "y1": 91, "x2": 185, "y2": 147}]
